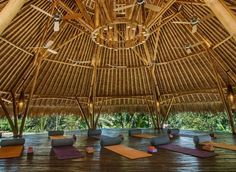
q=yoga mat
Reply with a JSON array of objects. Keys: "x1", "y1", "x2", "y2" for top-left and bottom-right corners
[
  {"x1": 202, "y1": 142, "x2": 236, "y2": 151},
  {"x1": 0, "y1": 145, "x2": 23, "y2": 159},
  {"x1": 53, "y1": 146, "x2": 84, "y2": 160},
  {"x1": 104, "y1": 145, "x2": 152, "y2": 159},
  {"x1": 132, "y1": 134, "x2": 157, "y2": 139},
  {"x1": 50, "y1": 135, "x2": 65, "y2": 140},
  {"x1": 159, "y1": 144, "x2": 216, "y2": 158}
]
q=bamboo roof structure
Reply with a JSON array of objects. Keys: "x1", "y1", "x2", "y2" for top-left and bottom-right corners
[{"x1": 0, "y1": 0, "x2": 236, "y2": 117}]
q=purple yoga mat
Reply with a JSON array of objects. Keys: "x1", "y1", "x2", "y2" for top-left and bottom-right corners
[
  {"x1": 159, "y1": 144, "x2": 216, "y2": 158},
  {"x1": 53, "y1": 146, "x2": 84, "y2": 160}
]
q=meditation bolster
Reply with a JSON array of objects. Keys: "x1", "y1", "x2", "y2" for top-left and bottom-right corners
[
  {"x1": 167, "y1": 129, "x2": 180, "y2": 135},
  {"x1": 150, "y1": 135, "x2": 170, "y2": 146},
  {"x1": 193, "y1": 135, "x2": 211, "y2": 145},
  {"x1": 48, "y1": 130, "x2": 64, "y2": 136},
  {"x1": 100, "y1": 136, "x2": 122, "y2": 147},
  {"x1": 128, "y1": 129, "x2": 142, "y2": 136},
  {"x1": 1, "y1": 138, "x2": 25, "y2": 147},
  {"x1": 51, "y1": 138, "x2": 74, "y2": 147},
  {"x1": 87, "y1": 129, "x2": 102, "y2": 137}
]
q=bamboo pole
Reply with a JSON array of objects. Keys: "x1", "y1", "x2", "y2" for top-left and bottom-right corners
[
  {"x1": 161, "y1": 97, "x2": 174, "y2": 128},
  {"x1": 75, "y1": 97, "x2": 91, "y2": 129},
  {"x1": 19, "y1": 3, "x2": 56, "y2": 137},
  {"x1": 0, "y1": 0, "x2": 28, "y2": 35},
  {"x1": 204, "y1": 0, "x2": 236, "y2": 40},
  {"x1": 11, "y1": 92, "x2": 18, "y2": 135},
  {"x1": 0, "y1": 96, "x2": 17, "y2": 136},
  {"x1": 209, "y1": 53, "x2": 236, "y2": 134}
]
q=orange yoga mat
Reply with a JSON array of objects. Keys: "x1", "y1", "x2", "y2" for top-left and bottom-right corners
[
  {"x1": 132, "y1": 134, "x2": 157, "y2": 139},
  {"x1": 202, "y1": 142, "x2": 236, "y2": 151},
  {"x1": 105, "y1": 145, "x2": 152, "y2": 159},
  {"x1": 0, "y1": 145, "x2": 23, "y2": 159},
  {"x1": 49, "y1": 135, "x2": 65, "y2": 140}
]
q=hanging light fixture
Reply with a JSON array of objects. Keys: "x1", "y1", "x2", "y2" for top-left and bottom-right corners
[
  {"x1": 227, "y1": 84, "x2": 234, "y2": 103},
  {"x1": 156, "y1": 96, "x2": 160, "y2": 112},
  {"x1": 18, "y1": 91, "x2": 25, "y2": 109}
]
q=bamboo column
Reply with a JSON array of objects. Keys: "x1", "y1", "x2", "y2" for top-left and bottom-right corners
[
  {"x1": 0, "y1": 96, "x2": 17, "y2": 136},
  {"x1": 161, "y1": 97, "x2": 174, "y2": 128},
  {"x1": 0, "y1": 0, "x2": 28, "y2": 35},
  {"x1": 209, "y1": 53, "x2": 236, "y2": 134},
  {"x1": 204, "y1": 0, "x2": 236, "y2": 40}
]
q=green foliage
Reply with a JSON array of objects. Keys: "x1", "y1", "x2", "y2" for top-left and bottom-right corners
[
  {"x1": 0, "y1": 112, "x2": 235, "y2": 133},
  {"x1": 167, "y1": 112, "x2": 234, "y2": 133}
]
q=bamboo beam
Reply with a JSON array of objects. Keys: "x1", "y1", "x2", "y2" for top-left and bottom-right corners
[
  {"x1": 161, "y1": 97, "x2": 174, "y2": 128},
  {"x1": 145, "y1": 98, "x2": 157, "y2": 129},
  {"x1": 204, "y1": 0, "x2": 236, "y2": 40},
  {"x1": 75, "y1": 97, "x2": 90, "y2": 129},
  {"x1": 94, "y1": 98, "x2": 104, "y2": 128},
  {"x1": 0, "y1": 96, "x2": 17, "y2": 136},
  {"x1": 0, "y1": 0, "x2": 28, "y2": 35},
  {"x1": 209, "y1": 52, "x2": 236, "y2": 134},
  {"x1": 58, "y1": 0, "x2": 93, "y2": 31},
  {"x1": 147, "y1": 0, "x2": 176, "y2": 28},
  {"x1": 0, "y1": 37, "x2": 34, "y2": 56},
  {"x1": 11, "y1": 92, "x2": 18, "y2": 134},
  {"x1": 143, "y1": 44, "x2": 161, "y2": 129},
  {"x1": 19, "y1": 4, "x2": 56, "y2": 136},
  {"x1": 75, "y1": 0, "x2": 94, "y2": 27}
]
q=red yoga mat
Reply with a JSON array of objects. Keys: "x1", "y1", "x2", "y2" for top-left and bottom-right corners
[
  {"x1": 53, "y1": 146, "x2": 84, "y2": 160},
  {"x1": 159, "y1": 144, "x2": 217, "y2": 158}
]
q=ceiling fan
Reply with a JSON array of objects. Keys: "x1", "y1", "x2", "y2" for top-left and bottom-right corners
[
  {"x1": 113, "y1": 0, "x2": 162, "y2": 13},
  {"x1": 107, "y1": 64, "x2": 127, "y2": 69},
  {"x1": 67, "y1": 59, "x2": 91, "y2": 65},
  {"x1": 26, "y1": 40, "x2": 58, "y2": 54},
  {"x1": 173, "y1": 41, "x2": 204, "y2": 55},
  {"x1": 172, "y1": 16, "x2": 200, "y2": 34},
  {"x1": 31, "y1": 4, "x2": 61, "y2": 32}
]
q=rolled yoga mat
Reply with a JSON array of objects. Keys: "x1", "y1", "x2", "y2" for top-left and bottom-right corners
[
  {"x1": 150, "y1": 135, "x2": 170, "y2": 146},
  {"x1": 105, "y1": 145, "x2": 152, "y2": 159},
  {"x1": 88, "y1": 129, "x2": 102, "y2": 137},
  {"x1": 48, "y1": 130, "x2": 64, "y2": 136},
  {"x1": 193, "y1": 135, "x2": 212, "y2": 146},
  {"x1": 100, "y1": 135, "x2": 122, "y2": 147},
  {"x1": 167, "y1": 129, "x2": 180, "y2": 136},
  {"x1": 0, "y1": 138, "x2": 25, "y2": 147},
  {"x1": 51, "y1": 138, "x2": 74, "y2": 147},
  {"x1": 128, "y1": 129, "x2": 142, "y2": 136},
  {"x1": 159, "y1": 144, "x2": 217, "y2": 158}
]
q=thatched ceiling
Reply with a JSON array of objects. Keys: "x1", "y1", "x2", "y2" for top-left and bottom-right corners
[{"x1": 0, "y1": 0, "x2": 236, "y2": 116}]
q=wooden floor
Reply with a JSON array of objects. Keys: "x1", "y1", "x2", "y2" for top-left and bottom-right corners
[{"x1": 0, "y1": 129, "x2": 236, "y2": 172}]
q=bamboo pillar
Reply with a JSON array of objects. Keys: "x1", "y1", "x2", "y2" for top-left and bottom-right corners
[
  {"x1": 0, "y1": 96, "x2": 17, "y2": 136},
  {"x1": 209, "y1": 53, "x2": 236, "y2": 134},
  {"x1": 0, "y1": 0, "x2": 28, "y2": 35},
  {"x1": 161, "y1": 97, "x2": 174, "y2": 128},
  {"x1": 204, "y1": 0, "x2": 236, "y2": 40}
]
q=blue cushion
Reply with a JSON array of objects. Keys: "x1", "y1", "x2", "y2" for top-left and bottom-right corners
[
  {"x1": 1, "y1": 138, "x2": 25, "y2": 147},
  {"x1": 128, "y1": 129, "x2": 142, "y2": 136},
  {"x1": 48, "y1": 130, "x2": 64, "y2": 136},
  {"x1": 51, "y1": 138, "x2": 74, "y2": 147},
  {"x1": 167, "y1": 129, "x2": 180, "y2": 135},
  {"x1": 150, "y1": 135, "x2": 170, "y2": 146},
  {"x1": 193, "y1": 135, "x2": 211, "y2": 145},
  {"x1": 88, "y1": 129, "x2": 102, "y2": 137},
  {"x1": 100, "y1": 135, "x2": 122, "y2": 147}
]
